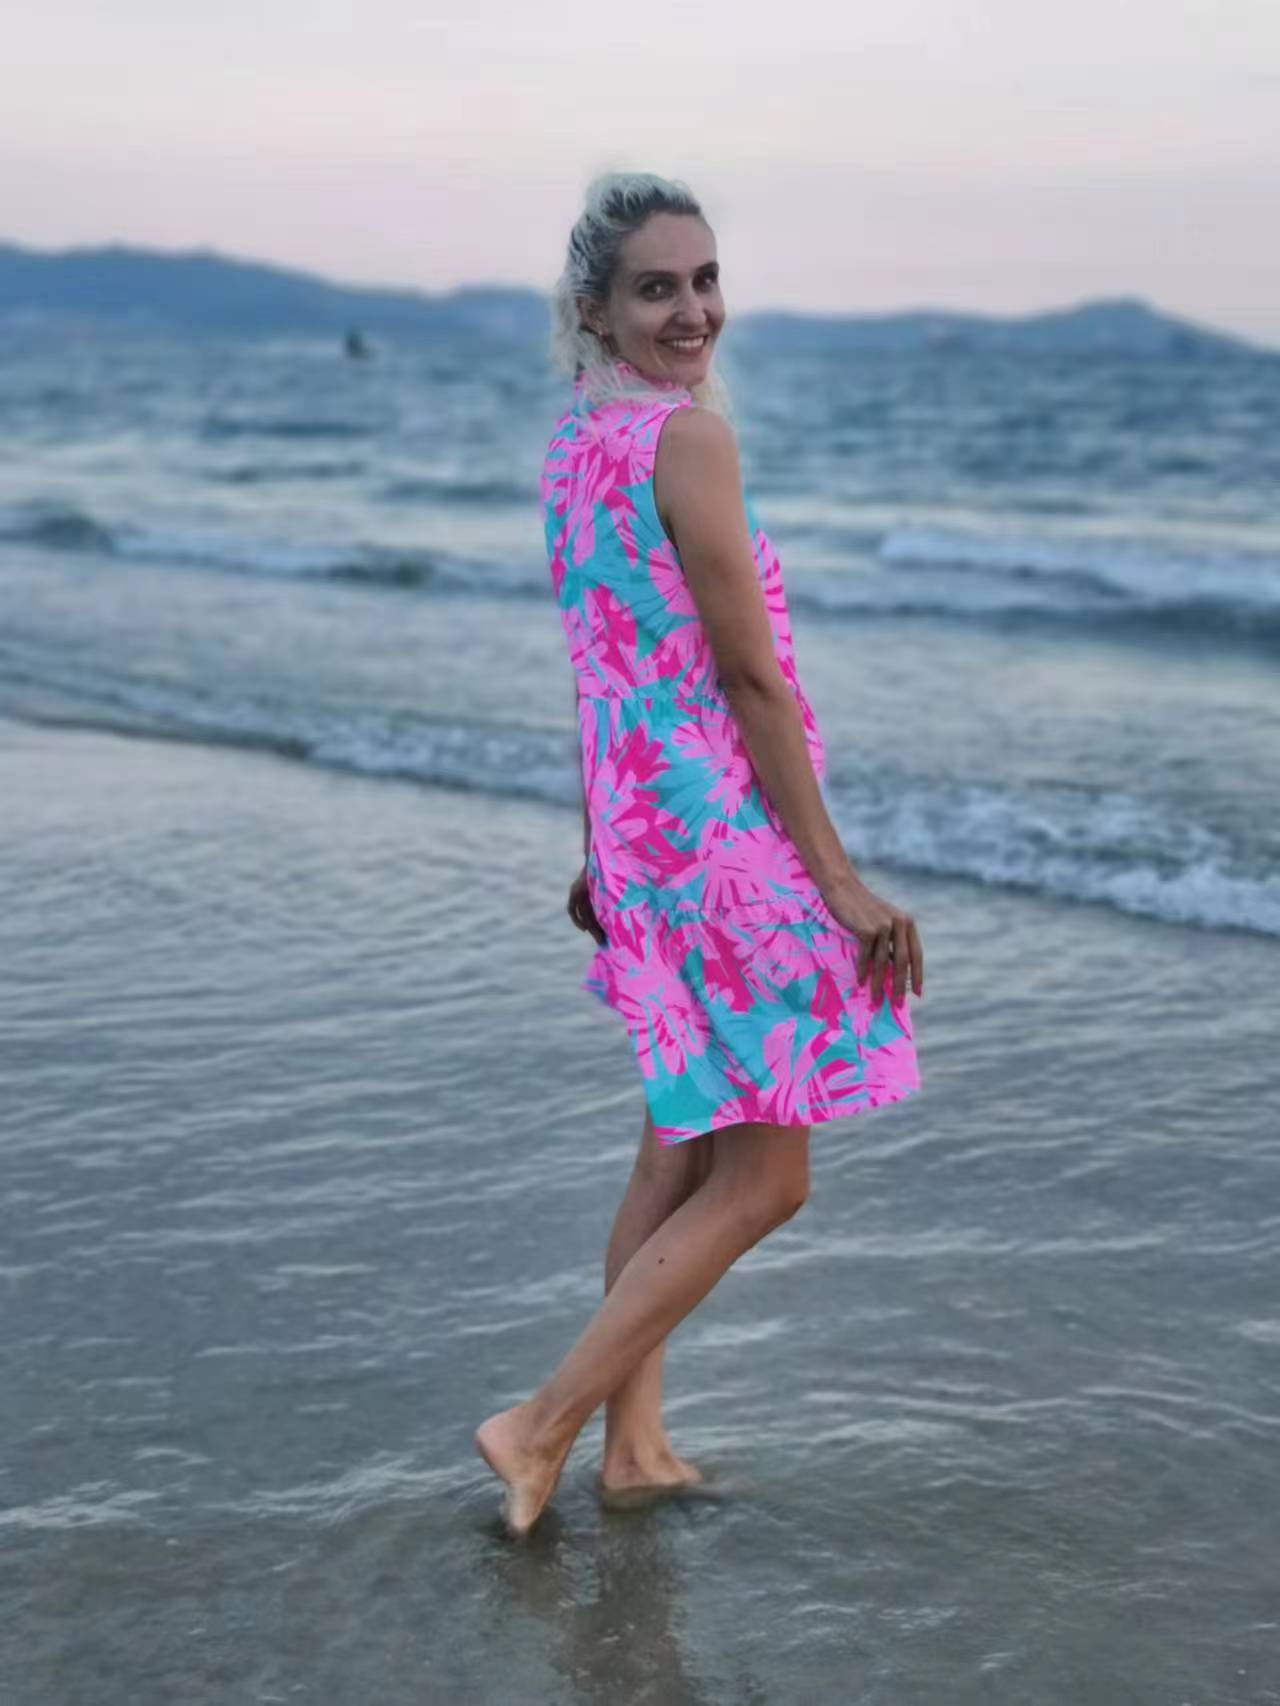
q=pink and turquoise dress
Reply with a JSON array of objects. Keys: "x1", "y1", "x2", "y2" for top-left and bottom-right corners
[{"x1": 541, "y1": 358, "x2": 922, "y2": 1144}]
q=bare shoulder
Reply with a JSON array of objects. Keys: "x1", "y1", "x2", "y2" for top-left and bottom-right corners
[
  {"x1": 654, "y1": 406, "x2": 742, "y2": 537},
  {"x1": 658, "y1": 403, "x2": 738, "y2": 463}
]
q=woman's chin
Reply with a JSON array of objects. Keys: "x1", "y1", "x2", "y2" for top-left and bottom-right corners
[
  {"x1": 659, "y1": 358, "x2": 711, "y2": 386},
  {"x1": 645, "y1": 341, "x2": 716, "y2": 385}
]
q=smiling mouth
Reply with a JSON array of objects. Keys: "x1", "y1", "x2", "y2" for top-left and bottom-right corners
[{"x1": 661, "y1": 334, "x2": 710, "y2": 352}]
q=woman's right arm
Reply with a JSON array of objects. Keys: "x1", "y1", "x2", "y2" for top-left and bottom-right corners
[{"x1": 654, "y1": 407, "x2": 924, "y2": 1003}]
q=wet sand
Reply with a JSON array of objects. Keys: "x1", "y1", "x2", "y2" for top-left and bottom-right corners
[{"x1": 2, "y1": 715, "x2": 1278, "y2": 1705}]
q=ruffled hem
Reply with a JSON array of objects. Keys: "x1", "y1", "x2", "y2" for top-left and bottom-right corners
[{"x1": 580, "y1": 900, "x2": 922, "y2": 1145}]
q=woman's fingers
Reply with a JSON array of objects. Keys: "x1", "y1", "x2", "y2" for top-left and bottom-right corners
[
  {"x1": 871, "y1": 927, "x2": 892, "y2": 1006},
  {"x1": 567, "y1": 881, "x2": 587, "y2": 930},
  {"x1": 858, "y1": 920, "x2": 890, "y2": 997},
  {"x1": 893, "y1": 914, "x2": 910, "y2": 1006},
  {"x1": 836, "y1": 893, "x2": 925, "y2": 1004},
  {"x1": 908, "y1": 916, "x2": 925, "y2": 995},
  {"x1": 868, "y1": 914, "x2": 926, "y2": 1007},
  {"x1": 856, "y1": 929, "x2": 870, "y2": 985},
  {"x1": 568, "y1": 877, "x2": 607, "y2": 946}
]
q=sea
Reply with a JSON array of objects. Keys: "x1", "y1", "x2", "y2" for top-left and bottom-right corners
[
  {"x1": 2, "y1": 323, "x2": 1278, "y2": 936},
  {"x1": 2, "y1": 318, "x2": 1278, "y2": 1704}
]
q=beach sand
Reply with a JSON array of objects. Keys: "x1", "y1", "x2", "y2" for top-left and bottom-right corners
[{"x1": 3, "y1": 714, "x2": 1278, "y2": 1704}]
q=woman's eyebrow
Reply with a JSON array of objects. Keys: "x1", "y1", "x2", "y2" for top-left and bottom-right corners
[{"x1": 630, "y1": 262, "x2": 720, "y2": 284}]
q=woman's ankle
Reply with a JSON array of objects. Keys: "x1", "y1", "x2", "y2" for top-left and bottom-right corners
[
  {"x1": 519, "y1": 1391, "x2": 583, "y2": 1457},
  {"x1": 603, "y1": 1433, "x2": 672, "y2": 1471}
]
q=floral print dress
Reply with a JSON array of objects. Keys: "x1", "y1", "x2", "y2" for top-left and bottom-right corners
[{"x1": 541, "y1": 359, "x2": 922, "y2": 1144}]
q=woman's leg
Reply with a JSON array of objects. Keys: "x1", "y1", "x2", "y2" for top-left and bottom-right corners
[
  {"x1": 475, "y1": 1117, "x2": 810, "y2": 1536},
  {"x1": 600, "y1": 1108, "x2": 713, "y2": 1491}
]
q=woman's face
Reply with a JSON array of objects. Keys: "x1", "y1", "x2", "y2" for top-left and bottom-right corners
[{"x1": 586, "y1": 212, "x2": 725, "y2": 387}]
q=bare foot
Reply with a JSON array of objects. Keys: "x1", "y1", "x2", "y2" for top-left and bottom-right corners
[
  {"x1": 474, "y1": 1403, "x2": 574, "y2": 1538},
  {"x1": 597, "y1": 1439, "x2": 705, "y2": 1507}
]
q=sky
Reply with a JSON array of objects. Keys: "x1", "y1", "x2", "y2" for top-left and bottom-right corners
[{"x1": 2, "y1": 0, "x2": 1278, "y2": 342}]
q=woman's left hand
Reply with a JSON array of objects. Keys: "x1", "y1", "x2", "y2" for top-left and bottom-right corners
[{"x1": 567, "y1": 866, "x2": 607, "y2": 946}]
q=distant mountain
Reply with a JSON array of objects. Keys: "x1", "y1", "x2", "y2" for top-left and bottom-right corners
[
  {"x1": 734, "y1": 297, "x2": 1261, "y2": 358},
  {"x1": 0, "y1": 242, "x2": 547, "y2": 339},
  {"x1": 0, "y1": 241, "x2": 1266, "y2": 356}
]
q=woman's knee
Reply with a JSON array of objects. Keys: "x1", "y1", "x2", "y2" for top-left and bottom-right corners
[
  {"x1": 761, "y1": 1167, "x2": 809, "y2": 1229},
  {"x1": 771, "y1": 1176, "x2": 809, "y2": 1225},
  {"x1": 727, "y1": 1179, "x2": 807, "y2": 1246},
  {"x1": 712, "y1": 1122, "x2": 810, "y2": 1233},
  {"x1": 633, "y1": 1121, "x2": 704, "y2": 1208}
]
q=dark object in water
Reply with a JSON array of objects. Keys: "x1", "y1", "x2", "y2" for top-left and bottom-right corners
[{"x1": 344, "y1": 328, "x2": 373, "y2": 359}]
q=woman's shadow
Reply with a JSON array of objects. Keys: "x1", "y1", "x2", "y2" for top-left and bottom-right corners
[{"x1": 485, "y1": 1498, "x2": 726, "y2": 1706}]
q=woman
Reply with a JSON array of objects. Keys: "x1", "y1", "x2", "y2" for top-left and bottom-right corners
[{"x1": 476, "y1": 172, "x2": 924, "y2": 1537}]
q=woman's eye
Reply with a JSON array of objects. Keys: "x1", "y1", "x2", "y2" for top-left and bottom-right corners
[{"x1": 642, "y1": 278, "x2": 717, "y2": 296}]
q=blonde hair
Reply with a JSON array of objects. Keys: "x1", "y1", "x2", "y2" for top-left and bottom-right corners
[{"x1": 549, "y1": 170, "x2": 734, "y2": 422}]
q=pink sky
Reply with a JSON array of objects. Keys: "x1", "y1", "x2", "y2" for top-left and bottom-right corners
[{"x1": 2, "y1": 0, "x2": 1277, "y2": 341}]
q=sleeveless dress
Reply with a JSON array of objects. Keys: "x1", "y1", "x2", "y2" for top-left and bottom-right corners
[{"x1": 540, "y1": 358, "x2": 922, "y2": 1144}]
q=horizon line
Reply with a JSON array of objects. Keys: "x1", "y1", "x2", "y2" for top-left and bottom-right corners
[{"x1": 1, "y1": 234, "x2": 1269, "y2": 351}]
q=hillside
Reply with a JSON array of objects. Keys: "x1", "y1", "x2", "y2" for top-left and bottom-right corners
[{"x1": 0, "y1": 241, "x2": 1264, "y2": 356}]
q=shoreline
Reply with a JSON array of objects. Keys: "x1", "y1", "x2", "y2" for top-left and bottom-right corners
[{"x1": 2, "y1": 710, "x2": 1278, "y2": 1702}]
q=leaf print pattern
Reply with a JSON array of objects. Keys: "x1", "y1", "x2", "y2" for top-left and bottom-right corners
[
  {"x1": 670, "y1": 704, "x2": 757, "y2": 817},
  {"x1": 544, "y1": 360, "x2": 922, "y2": 1143}
]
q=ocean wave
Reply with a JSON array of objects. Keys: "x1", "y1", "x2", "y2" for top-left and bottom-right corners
[
  {"x1": 213, "y1": 458, "x2": 367, "y2": 485},
  {"x1": 823, "y1": 768, "x2": 1280, "y2": 936},
  {"x1": 5, "y1": 497, "x2": 1279, "y2": 641},
  {"x1": 0, "y1": 500, "x2": 444, "y2": 587},
  {"x1": 0, "y1": 670, "x2": 579, "y2": 811},
  {"x1": 379, "y1": 473, "x2": 533, "y2": 505},
  {"x1": 790, "y1": 577, "x2": 1280, "y2": 639},
  {"x1": 199, "y1": 414, "x2": 368, "y2": 440},
  {"x1": 1, "y1": 656, "x2": 1275, "y2": 937},
  {"x1": 878, "y1": 522, "x2": 1280, "y2": 613},
  {"x1": 0, "y1": 504, "x2": 115, "y2": 554}
]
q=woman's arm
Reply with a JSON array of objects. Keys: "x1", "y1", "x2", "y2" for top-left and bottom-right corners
[{"x1": 654, "y1": 407, "x2": 858, "y2": 907}]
